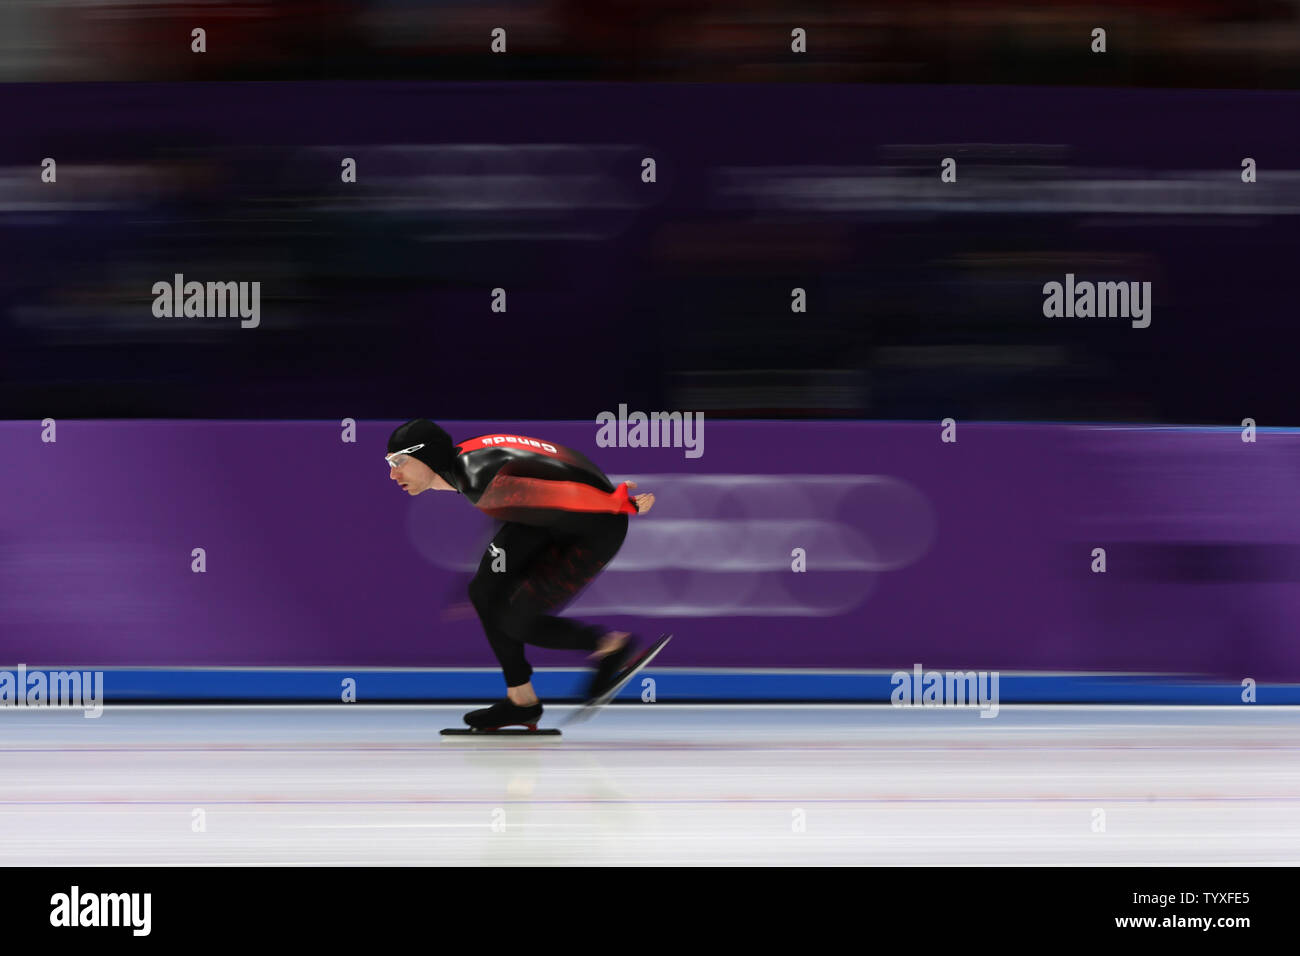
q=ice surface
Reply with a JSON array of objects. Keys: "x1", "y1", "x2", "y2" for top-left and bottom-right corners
[{"x1": 2, "y1": 704, "x2": 1298, "y2": 865}]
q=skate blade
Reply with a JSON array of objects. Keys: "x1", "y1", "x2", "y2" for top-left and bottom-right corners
[
  {"x1": 564, "y1": 633, "x2": 673, "y2": 727},
  {"x1": 441, "y1": 727, "x2": 561, "y2": 737}
]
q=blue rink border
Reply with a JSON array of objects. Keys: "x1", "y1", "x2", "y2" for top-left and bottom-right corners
[{"x1": 24, "y1": 668, "x2": 1300, "y2": 704}]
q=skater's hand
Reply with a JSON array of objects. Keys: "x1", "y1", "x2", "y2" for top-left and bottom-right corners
[{"x1": 626, "y1": 482, "x2": 655, "y2": 515}]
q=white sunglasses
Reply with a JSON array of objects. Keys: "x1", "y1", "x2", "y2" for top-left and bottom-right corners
[{"x1": 385, "y1": 443, "x2": 424, "y2": 469}]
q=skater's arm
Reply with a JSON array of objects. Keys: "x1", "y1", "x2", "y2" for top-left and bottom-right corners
[{"x1": 474, "y1": 474, "x2": 640, "y2": 520}]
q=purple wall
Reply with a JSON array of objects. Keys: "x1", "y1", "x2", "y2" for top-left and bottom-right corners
[{"x1": 2, "y1": 420, "x2": 1297, "y2": 679}]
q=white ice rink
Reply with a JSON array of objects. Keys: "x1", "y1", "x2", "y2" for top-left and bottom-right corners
[{"x1": 2, "y1": 704, "x2": 1298, "y2": 865}]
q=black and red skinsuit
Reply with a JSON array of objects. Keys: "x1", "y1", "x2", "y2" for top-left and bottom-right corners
[{"x1": 447, "y1": 433, "x2": 639, "y2": 688}]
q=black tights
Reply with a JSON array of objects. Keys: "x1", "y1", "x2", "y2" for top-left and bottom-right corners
[{"x1": 467, "y1": 513, "x2": 629, "y2": 688}]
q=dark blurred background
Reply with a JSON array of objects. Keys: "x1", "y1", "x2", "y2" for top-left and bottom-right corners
[
  {"x1": 2, "y1": 2, "x2": 1299, "y2": 423},
  {"x1": 3, "y1": 0, "x2": 1299, "y2": 86}
]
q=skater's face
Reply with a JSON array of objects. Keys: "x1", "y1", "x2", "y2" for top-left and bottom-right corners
[{"x1": 388, "y1": 452, "x2": 439, "y2": 495}]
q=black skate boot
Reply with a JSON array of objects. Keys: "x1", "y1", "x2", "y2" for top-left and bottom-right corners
[
  {"x1": 585, "y1": 634, "x2": 637, "y2": 702},
  {"x1": 566, "y1": 633, "x2": 673, "y2": 726},
  {"x1": 462, "y1": 698, "x2": 544, "y2": 732}
]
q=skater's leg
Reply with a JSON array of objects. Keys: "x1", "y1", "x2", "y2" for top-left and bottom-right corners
[
  {"x1": 495, "y1": 513, "x2": 630, "y2": 652},
  {"x1": 467, "y1": 514, "x2": 630, "y2": 718},
  {"x1": 467, "y1": 521, "x2": 557, "y2": 694}
]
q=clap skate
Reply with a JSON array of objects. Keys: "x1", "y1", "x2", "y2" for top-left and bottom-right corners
[{"x1": 441, "y1": 698, "x2": 561, "y2": 736}]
